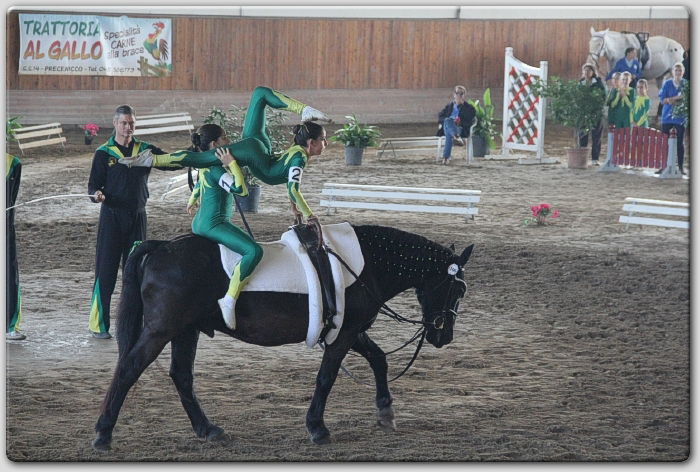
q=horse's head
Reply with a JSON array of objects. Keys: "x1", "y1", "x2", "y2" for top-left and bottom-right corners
[
  {"x1": 415, "y1": 244, "x2": 473, "y2": 348},
  {"x1": 588, "y1": 27, "x2": 610, "y2": 73}
]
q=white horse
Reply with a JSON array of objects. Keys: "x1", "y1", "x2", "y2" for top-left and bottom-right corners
[{"x1": 588, "y1": 27, "x2": 685, "y2": 89}]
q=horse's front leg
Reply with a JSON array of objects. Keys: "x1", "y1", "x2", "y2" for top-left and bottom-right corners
[
  {"x1": 169, "y1": 327, "x2": 225, "y2": 442},
  {"x1": 351, "y1": 332, "x2": 396, "y2": 432},
  {"x1": 306, "y1": 334, "x2": 355, "y2": 445}
]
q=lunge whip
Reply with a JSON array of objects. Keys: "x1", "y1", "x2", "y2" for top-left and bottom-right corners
[{"x1": 5, "y1": 194, "x2": 96, "y2": 211}]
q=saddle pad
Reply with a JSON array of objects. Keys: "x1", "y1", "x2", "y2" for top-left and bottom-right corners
[{"x1": 219, "y1": 222, "x2": 364, "y2": 347}]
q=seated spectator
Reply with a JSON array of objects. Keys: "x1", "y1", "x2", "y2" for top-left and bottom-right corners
[{"x1": 436, "y1": 85, "x2": 476, "y2": 165}]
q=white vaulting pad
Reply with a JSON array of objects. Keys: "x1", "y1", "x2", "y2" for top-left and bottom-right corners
[{"x1": 218, "y1": 222, "x2": 364, "y2": 347}]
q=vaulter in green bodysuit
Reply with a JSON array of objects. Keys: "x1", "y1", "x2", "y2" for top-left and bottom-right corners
[{"x1": 122, "y1": 86, "x2": 331, "y2": 329}]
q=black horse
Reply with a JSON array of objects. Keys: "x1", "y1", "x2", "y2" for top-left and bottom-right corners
[{"x1": 92, "y1": 224, "x2": 473, "y2": 450}]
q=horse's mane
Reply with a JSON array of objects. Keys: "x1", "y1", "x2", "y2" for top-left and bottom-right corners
[{"x1": 353, "y1": 225, "x2": 454, "y2": 281}]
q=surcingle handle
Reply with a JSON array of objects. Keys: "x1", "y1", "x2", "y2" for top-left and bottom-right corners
[{"x1": 291, "y1": 225, "x2": 338, "y2": 339}]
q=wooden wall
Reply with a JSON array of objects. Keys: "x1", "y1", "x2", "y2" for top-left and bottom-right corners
[
  {"x1": 7, "y1": 13, "x2": 689, "y2": 91},
  {"x1": 5, "y1": 12, "x2": 689, "y2": 124}
]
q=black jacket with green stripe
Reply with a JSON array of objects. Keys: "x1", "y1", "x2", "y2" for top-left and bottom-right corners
[{"x1": 88, "y1": 136, "x2": 167, "y2": 211}]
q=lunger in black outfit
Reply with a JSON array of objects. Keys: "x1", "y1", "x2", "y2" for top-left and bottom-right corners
[{"x1": 87, "y1": 105, "x2": 174, "y2": 339}]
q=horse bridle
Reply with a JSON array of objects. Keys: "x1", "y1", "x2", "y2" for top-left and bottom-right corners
[
  {"x1": 325, "y1": 247, "x2": 467, "y2": 384},
  {"x1": 416, "y1": 270, "x2": 467, "y2": 331},
  {"x1": 588, "y1": 37, "x2": 607, "y2": 73}
]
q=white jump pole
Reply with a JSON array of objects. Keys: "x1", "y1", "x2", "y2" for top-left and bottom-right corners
[{"x1": 659, "y1": 128, "x2": 682, "y2": 179}]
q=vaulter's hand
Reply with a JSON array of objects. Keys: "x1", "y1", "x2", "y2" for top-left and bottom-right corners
[
  {"x1": 187, "y1": 202, "x2": 199, "y2": 216},
  {"x1": 306, "y1": 215, "x2": 323, "y2": 249},
  {"x1": 290, "y1": 201, "x2": 304, "y2": 226},
  {"x1": 215, "y1": 147, "x2": 234, "y2": 167}
]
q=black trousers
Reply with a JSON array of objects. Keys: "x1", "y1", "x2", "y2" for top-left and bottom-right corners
[
  {"x1": 578, "y1": 119, "x2": 604, "y2": 161},
  {"x1": 6, "y1": 162, "x2": 21, "y2": 332},
  {"x1": 89, "y1": 205, "x2": 147, "y2": 333},
  {"x1": 661, "y1": 123, "x2": 686, "y2": 171}
]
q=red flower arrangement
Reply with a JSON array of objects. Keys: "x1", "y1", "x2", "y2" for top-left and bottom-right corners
[
  {"x1": 82, "y1": 123, "x2": 100, "y2": 137},
  {"x1": 525, "y1": 203, "x2": 559, "y2": 226}
]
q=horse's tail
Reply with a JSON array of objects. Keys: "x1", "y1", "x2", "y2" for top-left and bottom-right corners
[{"x1": 115, "y1": 240, "x2": 167, "y2": 359}]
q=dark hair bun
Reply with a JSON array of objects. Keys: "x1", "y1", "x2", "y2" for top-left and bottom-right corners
[{"x1": 191, "y1": 132, "x2": 202, "y2": 148}]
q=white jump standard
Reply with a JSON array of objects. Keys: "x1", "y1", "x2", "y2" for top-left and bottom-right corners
[
  {"x1": 499, "y1": 47, "x2": 556, "y2": 165},
  {"x1": 320, "y1": 183, "x2": 481, "y2": 221}
]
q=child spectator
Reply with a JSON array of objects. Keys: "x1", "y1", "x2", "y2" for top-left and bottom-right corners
[
  {"x1": 631, "y1": 79, "x2": 651, "y2": 128},
  {"x1": 606, "y1": 71, "x2": 635, "y2": 129}
]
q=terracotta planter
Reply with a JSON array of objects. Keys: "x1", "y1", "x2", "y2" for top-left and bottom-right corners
[
  {"x1": 344, "y1": 146, "x2": 364, "y2": 165},
  {"x1": 566, "y1": 147, "x2": 589, "y2": 169},
  {"x1": 235, "y1": 186, "x2": 260, "y2": 213}
]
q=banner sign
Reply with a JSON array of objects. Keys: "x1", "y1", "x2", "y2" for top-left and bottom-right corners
[{"x1": 18, "y1": 14, "x2": 172, "y2": 77}]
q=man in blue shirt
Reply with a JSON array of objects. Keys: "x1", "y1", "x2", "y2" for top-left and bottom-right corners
[{"x1": 607, "y1": 47, "x2": 642, "y2": 88}]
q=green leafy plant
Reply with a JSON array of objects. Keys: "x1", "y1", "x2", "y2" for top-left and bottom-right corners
[
  {"x1": 330, "y1": 114, "x2": 381, "y2": 148},
  {"x1": 468, "y1": 88, "x2": 499, "y2": 150},
  {"x1": 531, "y1": 76, "x2": 606, "y2": 148},
  {"x1": 6, "y1": 116, "x2": 24, "y2": 143},
  {"x1": 672, "y1": 79, "x2": 689, "y2": 128},
  {"x1": 203, "y1": 105, "x2": 290, "y2": 187}
]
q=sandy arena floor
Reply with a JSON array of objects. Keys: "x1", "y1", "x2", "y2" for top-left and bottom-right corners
[{"x1": 4, "y1": 121, "x2": 690, "y2": 461}]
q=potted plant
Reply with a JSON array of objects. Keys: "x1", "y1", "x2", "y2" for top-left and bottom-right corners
[
  {"x1": 531, "y1": 76, "x2": 606, "y2": 168},
  {"x1": 6, "y1": 116, "x2": 24, "y2": 144},
  {"x1": 672, "y1": 79, "x2": 689, "y2": 128},
  {"x1": 524, "y1": 202, "x2": 559, "y2": 226},
  {"x1": 467, "y1": 88, "x2": 499, "y2": 157},
  {"x1": 82, "y1": 123, "x2": 100, "y2": 145},
  {"x1": 235, "y1": 167, "x2": 261, "y2": 213},
  {"x1": 330, "y1": 114, "x2": 381, "y2": 165}
]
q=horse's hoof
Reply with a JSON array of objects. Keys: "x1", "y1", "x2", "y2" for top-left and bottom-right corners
[
  {"x1": 205, "y1": 426, "x2": 226, "y2": 442},
  {"x1": 377, "y1": 418, "x2": 397, "y2": 432},
  {"x1": 376, "y1": 407, "x2": 397, "y2": 432},
  {"x1": 310, "y1": 431, "x2": 332, "y2": 445},
  {"x1": 92, "y1": 436, "x2": 112, "y2": 452}
]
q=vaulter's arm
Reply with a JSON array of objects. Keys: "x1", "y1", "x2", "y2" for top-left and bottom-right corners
[{"x1": 286, "y1": 156, "x2": 313, "y2": 218}]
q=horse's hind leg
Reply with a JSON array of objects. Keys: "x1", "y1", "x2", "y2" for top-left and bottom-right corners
[
  {"x1": 351, "y1": 332, "x2": 396, "y2": 432},
  {"x1": 169, "y1": 328, "x2": 225, "y2": 442},
  {"x1": 93, "y1": 327, "x2": 171, "y2": 451}
]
